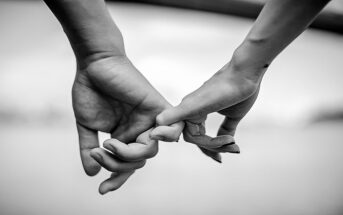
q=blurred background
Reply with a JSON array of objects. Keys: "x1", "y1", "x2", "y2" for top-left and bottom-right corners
[{"x1": 0, "y1": 0, "x2": 343, "y2": 214}]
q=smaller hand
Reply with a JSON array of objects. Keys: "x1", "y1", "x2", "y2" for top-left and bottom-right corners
[
  {"x1": 90, "y1": 128, "x2": 158, "y2": 194},
  {"x1": 151, "y1": 61, "x2": 263, "y2": 162}
]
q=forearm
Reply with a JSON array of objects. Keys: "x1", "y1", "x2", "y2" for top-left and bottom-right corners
[
  {"x1": 44, "y1": 0, "x2": 125, "y2": 64},
  {"x1": 232, "y1": 0, "x2": 330, "y2": 73}
]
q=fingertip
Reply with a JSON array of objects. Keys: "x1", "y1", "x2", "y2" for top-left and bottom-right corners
[
  {"x1": 98, "y1": 178, "x2": 119, "y2": 195},
  {"x1": 221, "y1": 143, "x2": 240, "y2": 154},
  {"x1": 213, "y1": 154, "x2": 222, "y2": 163},
  {"x1": 77, "y1": 124, "x2": 101, "y2": 176},
  {"x1": 206, "y1": 152, "x2": 222, "y2": 163},
  {"x1": 199, "y1": 147, "x2": 222, "y2": 163},
  {"x1": 99, "y1": 183, "x2": 112, "y2": 195},
  {"x1": 98, "y1": 171, "x2": 134, "y2": 194},
  {"x1": 174, "y1": 120, "x2": 185, "y2": 132},
  {"x1": 103, "y1": 138, "x2": 119, "y2": 145},
  {"x1": 83, "y1": 161, "x2": 101, "y2": 176},
  {"x1": 103, "y1": 139, "x2": 118, "y2": 153},
  {"x1": 81, "y1": 150, "x2": 101, "y2": 176}
]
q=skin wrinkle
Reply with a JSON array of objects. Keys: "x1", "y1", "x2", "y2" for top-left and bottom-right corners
[
  {"x1": 44, "y1": 0, "x2": 185, "y2": 193},
  {"x1": 44, "y1": 0, "x2": 331, "y2": 193},
  {"x1": 90, "y1": 57, "x2": 156, "y2": 108},
  {"x1": 79, "y1": 50, "x2": 125, "y2": 69}
]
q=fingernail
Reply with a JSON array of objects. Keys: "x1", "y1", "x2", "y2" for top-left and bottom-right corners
[
  {"x1": 107, "y1": 144, "x2": 117, "y2": 153},
  {"x1": 213, "y1": 157, "x2": 222, "y2": 163},
  {"x1": 92, "y1": 152, "x2": 103, "y2": 162},
  {"x1": 212, "y1": 154, "x2": 222, "y2": 163},
  {"x1": 231, "y1": 151, "x2": 240, "y2": 154},
  {"x1": 222, "y1": 142, "x2": 235, "y2": 147},
  {"x1": 227, "y1": 144, "x2": 240, "y2": 154}
]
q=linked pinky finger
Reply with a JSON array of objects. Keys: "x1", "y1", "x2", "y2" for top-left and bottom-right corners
[
  {"x1": 99, "y1": 171, "x2": 135, "y2": 195},
  {"x1": 150, "y1": 121, "x2": 184, "y2": 142}
]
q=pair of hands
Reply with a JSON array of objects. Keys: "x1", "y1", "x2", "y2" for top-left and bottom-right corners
[
  {"x1": 47, "y1": 0, "x2": 329, "y2": 195},
  {"x1": 73, "y1": 52, "x2": 262, "y2": 194}
]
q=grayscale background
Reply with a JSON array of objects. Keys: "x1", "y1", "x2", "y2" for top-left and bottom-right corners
[{"x1": 0, "y1": 0, "x2": 343, "y2": 214}]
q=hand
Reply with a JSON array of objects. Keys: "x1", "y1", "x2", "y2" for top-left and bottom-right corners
[
  {"x1": 152, "y1": 60, "x2": 263, "y2": 162},
  {"x1": 43, "y1": 0, "x2": 184, "y2": 194},
  {"x1": 90, "y1": 128, "x2": 158, "y2": 194},
  {"x1": 73, "y1": 55, "x2": 183, "y2": 193}
]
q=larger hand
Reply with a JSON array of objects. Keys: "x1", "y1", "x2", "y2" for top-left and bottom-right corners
[
  {"x1": 43, "y1": 0, "x2": 184, "y2": 194},
  {"x1": 73, "y1": 56, "x2": 182, "y2": 192}
]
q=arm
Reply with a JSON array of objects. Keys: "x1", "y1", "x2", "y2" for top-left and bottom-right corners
[
  {"x1": 234, "y1": 0, "x2": 330, "y2": 75},
  {"x1": 44, "y1": 0, "x2": 125, "y2": 67},
  {"x1": 44, "y1": 0, "x2": 183, "y2": 193},
  {"x1": 153, "y1": 0, "x2": 330, "y2": 162}
]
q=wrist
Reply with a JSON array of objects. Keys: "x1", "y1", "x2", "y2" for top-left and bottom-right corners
[
  {"x1": 45, "y1": 0, "x2": 125, "y2": 67},
  {"x1": 70, "y1": 32, "x2": 126, "y2": 69},
  {"x1": 229, "y1": 40, "x2": 272, "y2": 81},
  {"x1": 233, "y1": 40, "x2": 271, "y2": 69}
]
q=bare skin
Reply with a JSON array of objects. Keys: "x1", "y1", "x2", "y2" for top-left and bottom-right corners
[
  {"x1": 74, "y1": 56, "x2": 183, "y2": 194},
  {"x1": 153, "y1": 0, "x2": 330, "y2": 161},
  {"x1": 152, "y1": 61, "x2": 262, "y2": 162},
  {"x1": 44, "y1": 0, "x2": 330, "y2": 192},
  {"x1": 44, "y1": 0, "x2": 183, "y2": 194}
]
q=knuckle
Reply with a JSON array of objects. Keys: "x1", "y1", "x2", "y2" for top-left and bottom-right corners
[{"x1": 156, "y1": 114, "x2": 165, "y2": 126}]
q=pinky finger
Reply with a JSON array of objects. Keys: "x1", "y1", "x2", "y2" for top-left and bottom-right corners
[
  {"x1": 99, "y1": 171, "x2": 135, "y2": 195},
  {"x1": 150, "y1": 121, "x2": 184, "y2": 142}
]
